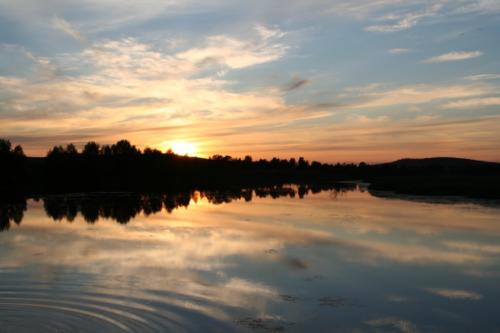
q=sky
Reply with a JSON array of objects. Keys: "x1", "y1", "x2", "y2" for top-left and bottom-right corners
[{"x1": 0, "y1": 0, "x2": 499, "y2": 162}]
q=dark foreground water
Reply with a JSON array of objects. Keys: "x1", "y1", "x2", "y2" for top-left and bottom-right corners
[{"x1": 1, "y1": 186, "x2": 500, "y2": 332}]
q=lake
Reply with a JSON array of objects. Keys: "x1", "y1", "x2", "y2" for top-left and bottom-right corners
[{"x1": 1, "y1": 185, "x2": 499, "y2": 332}]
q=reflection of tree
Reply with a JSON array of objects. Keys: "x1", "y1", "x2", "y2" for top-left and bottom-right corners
[
  {"x1": 43, "y1": 197, "x2": 78, "y2": 222},
  {"x1": 80, "y1": 197, "x2": 100, "y2": 223},
  {"x1": 100, "y1": 196, "x2": 142, "y2": 224},
  {"x1": 0, "y1": 199, "x2": 27, "y2": 232},
  {"x1": 39, "y1": 183, "x2": 357, "y2": 225},
  {"x1": 298, "y1": 185, "x2": 308, "y2": 199},
  {"x1": 141, "y1": 195, "x2": 163, "y2": 216},
  {"x1": 255, "y1": 187, "x2": 295, "y2": 199}
]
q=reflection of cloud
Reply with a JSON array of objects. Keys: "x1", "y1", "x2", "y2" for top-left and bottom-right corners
[
  {"x1": 425, "y1": 288, "x2": 482, "y2": 300},
  {"x1": 386, "y1": 295, "x2": 411, "y2": 303},
  {"x1": 325, "y1": 194, "x2": 500, "y2": 236},
  {"x1": 365, "y1": 317, "x2": 419, "y2": 333},
  {"x1": 463, "y1": 270, "x2": 500, "y2": 278},
  {"x1": 284, "y1": 257, "x2": 309, "y2": 270},
  {"x1": 344, "y1": 240, "x2": 483, "y2": 265},
  {"x1": 1, "y1": 191, "x2": 500, "y2": 327},
  {"x1": 444, "y1": 241, "x2": 500, "y2": 255}
]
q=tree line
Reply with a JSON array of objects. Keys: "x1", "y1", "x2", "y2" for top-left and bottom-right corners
[
  {"x1": 1, "y1": 138, "x2": 499, "y2": 199},
  {"x1": 0, "y1": 138, "x2": 362, "y2": 196}
]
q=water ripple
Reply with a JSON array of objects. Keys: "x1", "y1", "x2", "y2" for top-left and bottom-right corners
[{"x1": 0, "y1": 272, "x2": 232, "y2": 333}]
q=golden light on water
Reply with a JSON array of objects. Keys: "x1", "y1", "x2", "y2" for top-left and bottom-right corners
[{"x1": 170, "y1": 141, "x2": 197, "y2": 156}]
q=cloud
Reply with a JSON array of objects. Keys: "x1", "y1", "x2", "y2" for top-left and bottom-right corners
[
  {"x1": 4, "y1": 42, "x2": 500, "y2": 164},
  {"x1": 0, "y1": 44, "x2": 59, "y2": 80},
  {"x1": 4, "y1": 0, "x2": 500, "y2": 39},
  {"x1": 51, "y1": 15, "x2": 86, "y2": 42},
  {"x1": 176, "y1": 29, "x2": 288, "y2": 70},
  {"x1": 0, "y1": 31, "x2": 332, "y2": 157},
  {"x1": 345, "y1": 84, "x2": 493, "y2": 109},
  {"x1": 365, "y1": 3, "x2": 443, "y2": 33},
  {"x1": 442, "y1": 97, "x2": 500, "y2": 109},
  {"x1": 326, "y1": 0, "x2": 420, "y2": 19},
  {"x1": 388, "y1": 48, "x2": 411, "y2": 55},
  {"x1": 464, "y1": 74, "x2": 500, "y2": 81},
  {"x1": 422, "y1": 51, "x2": 483, "y2": 63},
  {"x1": 452, "y1": 0, "x2": 500, "y2": 15},
  {"x1": 254, "y1": 24, "x2": 286, "y2": 40},
  {"x1": 425, "y1": 288, "x2": 482, "y2": 300},
  {"x1": 2, "y1": 0, "x2": 500, "y2": 161},
  {"x1": 283, "y1": 76, "x2": 310, "y2": 92}
]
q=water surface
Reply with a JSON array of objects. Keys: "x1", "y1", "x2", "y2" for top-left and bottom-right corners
[{"x1": 1, "y1": 186, "x2": 500, "y2": 332}]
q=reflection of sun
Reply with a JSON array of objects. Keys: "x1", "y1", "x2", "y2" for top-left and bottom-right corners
[{"x1": 170, "y1": 141, "x2": 196, "y2": 156}]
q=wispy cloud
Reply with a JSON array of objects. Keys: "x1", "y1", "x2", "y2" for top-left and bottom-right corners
[
  {"x1": 365, "y1": 3, "x2": 443, "y2": 33},
  {"x1": 344, "y1": 84, "x2": 493, "y2": 109},
  {"x1": 1, "y1": 29, "x2": 328, "y2": 157},
  {"x1": 464, "y1": 74, "x2": 500, "y2": 81},
  {"x1": 443, "y1": 97, "x2": 500, "y2": 109},
  {"x1": 51, "y1": 15, "x2": 86, "y2": 42},
  {"x1": 423, "y1": 51, "x2": 483, "y2": 63},
  {"x1": 255, "y1": 24, "x2": 286, "y2": 40},
  {"x1": 283, "y1": 76, "x2": 310, "y2": 92},
  {"x1": 326, "y1": 0, "x2": 420, "y2": 19},
  {"x1": 1, "y1": 0, "x2": 500, "y2": 161},
  {"x1": 388, "y1": 48, "x2": 411, "y2": 55},
  {"x1": 452, "y1": 0, "x2": 500, "y2": 15},
  {"x1": 176, "y1": 26, "x2": 288, "y2": 70}
]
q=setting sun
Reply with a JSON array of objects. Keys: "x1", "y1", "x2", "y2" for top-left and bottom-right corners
[{"x1": 170, "y1": 141, "x2": 196, "y2": 156}]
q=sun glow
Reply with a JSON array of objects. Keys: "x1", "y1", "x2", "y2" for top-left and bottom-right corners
[{"x1": 170, "y1": 141, "x2": 196, "y2": 156}]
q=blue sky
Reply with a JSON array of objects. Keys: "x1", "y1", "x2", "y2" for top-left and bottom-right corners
[{"x1": 1, "y1": 0, "x2": 499, "y2": 162}]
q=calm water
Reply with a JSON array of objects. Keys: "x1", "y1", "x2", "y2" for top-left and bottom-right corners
[{"x1": 1, "y1": 186, "x2": 500, "y2": 332}]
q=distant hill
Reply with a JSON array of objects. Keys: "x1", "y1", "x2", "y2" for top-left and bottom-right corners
[
  {"x1": 367, "y1": 157, "x2": 500, "y2": 199},
  {"x1": 379, "y1": 157, "x2": 500, "y2": 169}
]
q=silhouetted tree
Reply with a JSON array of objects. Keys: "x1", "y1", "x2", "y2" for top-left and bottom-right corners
[
  {"x1": 144, "y1": 147, "x2": 162, "y2": 157},
  {"x1": 111, "y1": 140, "x2": 139, "y2": 156},
  {"x1": 298, "y1": 157, "x2": 309, "y2": 169},
  {"x1": 101, "y1": 145, "x2": 112, "y2": 156},
  {"x1": 0, "y1": 139, "x2": 27, "y2": 195},
  {"x1": 66, "y1": 144, "x2": 78, "y2": 155},
  {"x1": 82, "y1": 142, "x2": 100, "y2": 156},
  {"x1": 0, "y1": 139, "x2": 11, "y2": 155},
  {"x1": 47, "y1": 145, "x2": 65, "y2": 157}
]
